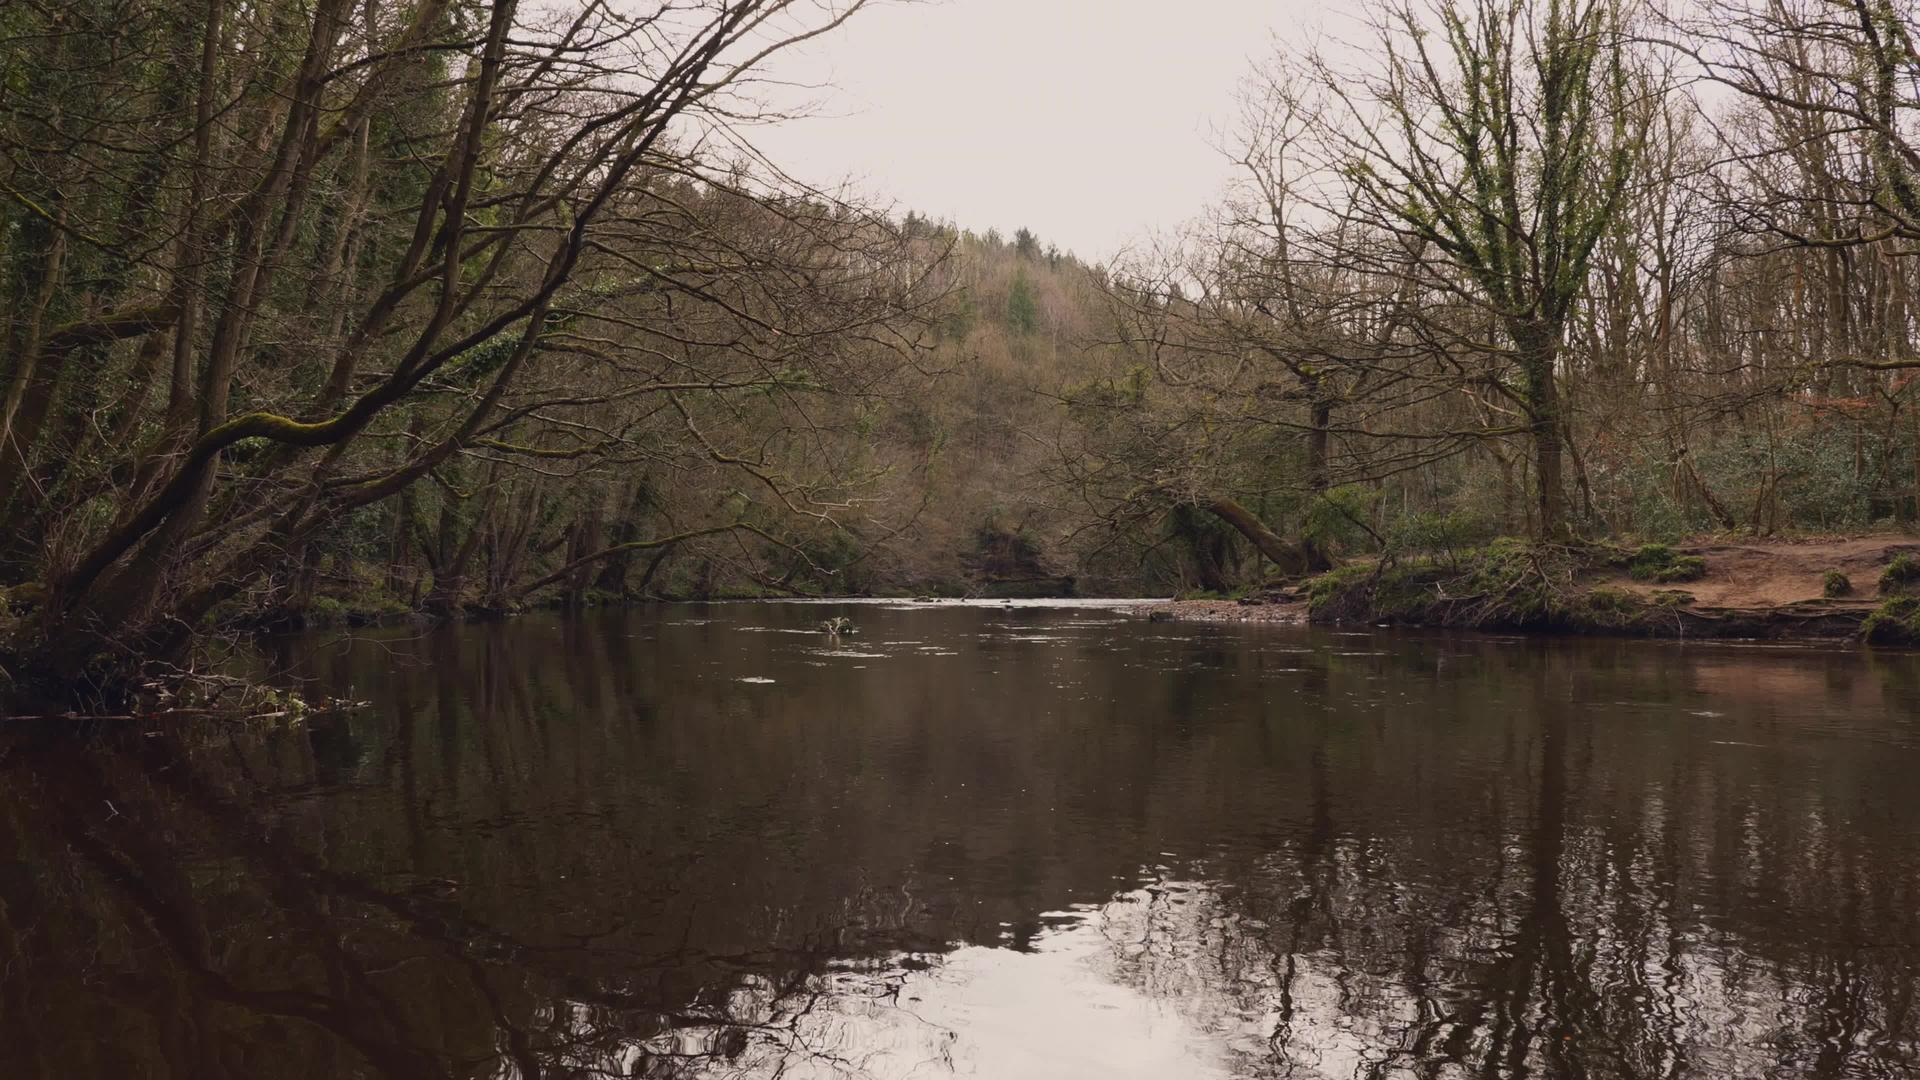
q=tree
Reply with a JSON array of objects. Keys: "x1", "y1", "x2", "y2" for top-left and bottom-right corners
[
  {"x1": 1008, "y1": 268, "x2": 1040, "y2": 333},
  {"x1": 0, "y1": 0, "x2": 941, "y2": 705},
  {"x1": 1306, "y1": 0, "x2": 1643, "y2": 538}
]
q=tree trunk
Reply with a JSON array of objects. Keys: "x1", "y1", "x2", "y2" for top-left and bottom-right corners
[
  {"x1": 635, "y1": 542, "x2": 677, "y2": 598},
  {"x1": 1516, "y1": 326, "x2": 1570, "y2": 540},
  {"x1": 1204, "y1": 497, "x2": 1310, "y2": 576},
  {"x1": 1171, "y1": 505, "x2": 1231, "y2": 593},
  {"x1": 1301, "y1": 393, "x2": 1335, "y2": 571},
  {"x1": 1912, "y1": 408, "x2": 1920, "y2": 522}
]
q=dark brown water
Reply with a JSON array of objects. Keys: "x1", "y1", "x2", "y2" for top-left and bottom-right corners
[{"x1": 4, "y1": 602, "x2": 1920, "y2": 1079}]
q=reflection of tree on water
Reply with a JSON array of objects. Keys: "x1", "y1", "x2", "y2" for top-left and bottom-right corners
[
  {"x1": 0, "y1": 728, "x2": 964, "y2": 1080},
  {"x1": 7, "y1": 611, "x2": 1920, "y2": 1079},
  {"x1": 1081, "y1": 686, "x2": 1920, "y2": 1079}
]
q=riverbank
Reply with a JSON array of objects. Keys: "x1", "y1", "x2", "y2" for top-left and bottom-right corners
[
  {"x1": 1129, "y1": 596, "x2": 1311, "y2": 625},
  {"x1": 1138, "y1": 535, "x2": 1920, "y2": 644},
  {"x1": 242, "y1": 535, "x2": 1920, "y2": 646}
]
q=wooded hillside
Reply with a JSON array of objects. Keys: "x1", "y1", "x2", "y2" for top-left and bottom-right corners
[{"x1": 12, "y1": 0, "x2": 1920, "y2": 702}]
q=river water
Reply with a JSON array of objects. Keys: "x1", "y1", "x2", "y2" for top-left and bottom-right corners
[{"x1": 3, "y1": 601, "x2": 1919, "y2": 1078}]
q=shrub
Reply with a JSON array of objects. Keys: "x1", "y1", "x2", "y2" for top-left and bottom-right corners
[
  {"x1": 1304, "y1": 485, "x2": 1387, "y2": 558},
  {"x1": 1592, "y1": 585, "x2": 1634, "y2": 607},
  {"x1": 1627, "y1": 544, "x2": 1706, "y2": 583},
  {"x1": 305, "y1": 595, "x2": 349, "y2": 626},
  {"x1": 1383, "y1": 508, "x2": 1494, "y2": 566},
  {"x1": 1306, "y1": 542, "x2": 1570, "y2": 628},
  {"x1": 1879, "y1": 554, "x2": 1920, "y2": 595},
  {"x1": 1863, "y1": 597, "x2": 1920, "y2": 644},
  {"x1": 1306, "y1": 564, "x2": 1371, "y2": 606},
  {"x1": 1579, "y1": 586, "x2": 1641, "y2": 622},
  {"x1": 1653, "y1": 557, "x2": 1707, "y2": 583},
  {"x1": 1623, "y1": 543, "x2": 1673, "y2": 573},
  {"x1": 1824, "y1": 570, "x2": 1852, "y2": 598}
]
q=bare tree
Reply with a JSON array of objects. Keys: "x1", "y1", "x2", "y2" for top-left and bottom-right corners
[{"x1": 0, "y1": 0, "x2": 944, "y2": 703}]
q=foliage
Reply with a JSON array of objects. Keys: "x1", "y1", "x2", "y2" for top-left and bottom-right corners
[
  {"x1": 1863, "y1": 597, "x2": 1920, "y2": 644},
  {"x1": 1880, "y1": 554, "x2": 1920, "y2": 596},
  {"x1": 1305, "y1": 541, "x2": 1707, "y2": 634},
  {"x1": 1383, "y1": 509, "x2": 1496, "y2": 569},
  {"x1": 0, "y1": 0, "x2": 958, "y2": 705},
  {"x1": 21, "y1": 0, "x2": 1920, "y2": 705},
  {"x1": 1626, "y1": 546, "x2": 1707, "y2": 584},
  {"x1": 1306, "y1": 541, "x2": 1567, "y2": 628},
  {"x1": 1007, "y1": 270, "x2": 1039, "y2": 334},
  {"x1": 1303, "y1": 486, "x2": 1384, "y2": 557}
]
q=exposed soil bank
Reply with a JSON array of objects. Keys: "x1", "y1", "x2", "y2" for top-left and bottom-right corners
[{"x1": 1139, "y1": 535, "x2": 1920, "y2": 643}]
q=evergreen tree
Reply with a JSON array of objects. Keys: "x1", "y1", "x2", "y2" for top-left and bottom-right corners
[{"x1": 1008, "y1": 270, "x2": 1039, "y2": 334}]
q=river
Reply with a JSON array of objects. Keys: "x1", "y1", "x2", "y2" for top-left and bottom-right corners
[{"x1": 3, "y1": 601, "x2": 1918, "y2": 1078}]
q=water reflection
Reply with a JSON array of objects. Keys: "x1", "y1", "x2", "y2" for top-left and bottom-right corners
[{"x1": 3, "y1": 604, "x2": 1919, "y2": 1078}]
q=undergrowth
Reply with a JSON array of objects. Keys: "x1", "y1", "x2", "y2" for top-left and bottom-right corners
[
  {"x1": 1863, "y1": 597, "x2": 1920, "y2": 644},
  {"x1": 1310, "y1": 541, "x2": 1575, "y2": 629},
  {"x1": 1306, "y1": 541, "x2": 1700, "y2": 633},
  {"x1": 1623, "y1": 544, "x2": 1708, "y2": 584},
  {"x1": 1879, "y1": 554, "x2": 1920, "y2": 595}
]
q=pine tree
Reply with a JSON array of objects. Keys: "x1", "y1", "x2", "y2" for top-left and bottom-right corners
[{"x1": 1007, "y1": 270, "x2": 1039, "y2": 334}]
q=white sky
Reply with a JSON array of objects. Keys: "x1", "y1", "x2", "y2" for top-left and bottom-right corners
[{"x1": 746, "y1": 0, "x2": 1328, "y2": 264}]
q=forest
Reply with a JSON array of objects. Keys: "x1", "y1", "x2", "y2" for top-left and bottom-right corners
[{"x1": 9, "y1": 0, "x2": 1920, "y2": 705}]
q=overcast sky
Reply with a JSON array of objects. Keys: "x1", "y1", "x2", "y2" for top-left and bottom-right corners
[{"x1": 746, "y1": 0, "x2": 1327, "y2": 264}]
